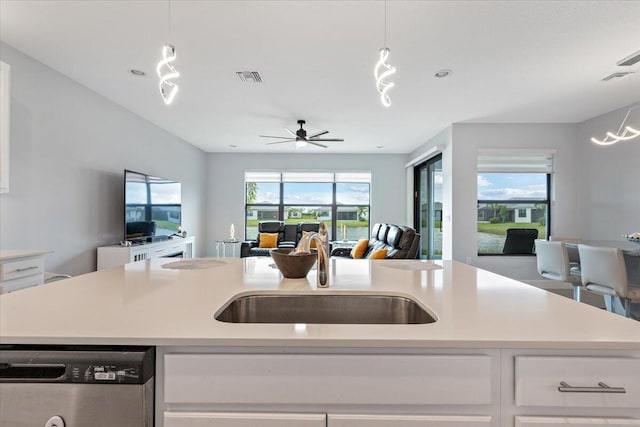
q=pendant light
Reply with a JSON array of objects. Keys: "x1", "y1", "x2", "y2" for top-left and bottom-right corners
[
  {"x1": 374, "y1": 0, "x2": 396, "y2": 107},
  {"x1": 591, "y1": 58, "x2": 639, "y2": 146},
  {"x1": 590, "y1": 102, "x2": 640, "y2": 146},
  {"x1": 156, "y1": 0, "x2": 180, "y2": 105}
]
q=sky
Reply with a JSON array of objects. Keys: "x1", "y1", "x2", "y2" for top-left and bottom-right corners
[{"x1": 477, "y1": 173, "x2": 547, "y2": 200}]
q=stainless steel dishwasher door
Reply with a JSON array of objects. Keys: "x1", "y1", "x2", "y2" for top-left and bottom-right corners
[
  {"x1": 0, "y1": 346, "x2": 154, "y2": 427},
  {"x1": 0, "y1": 380, "x2": 154, "y2": 427}
]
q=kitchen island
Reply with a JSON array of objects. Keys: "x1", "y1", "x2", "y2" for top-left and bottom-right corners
[{"x1": 2, "y1": 257, "x2": 640, "y2": 426}]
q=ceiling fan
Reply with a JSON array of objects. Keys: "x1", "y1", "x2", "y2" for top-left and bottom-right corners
[{"x1": 260, "y1": 120, "x2": 344, "y2": 148}]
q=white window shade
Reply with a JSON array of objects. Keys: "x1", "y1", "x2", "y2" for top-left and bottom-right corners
[
  {"x1": 282, "y1": 172, "x2": 334, "y2": 182},
  {"x1": 477, "y1": 149, "x2": 555, "y2": 173},
  {"x1": 245, "y1": 171, "x2": 281, "y2": 182},
  {"x1": 335, "y1": 172, "x2": 371, "y2": 183}
]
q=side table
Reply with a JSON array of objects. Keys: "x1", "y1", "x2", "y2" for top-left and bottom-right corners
[{"x1": 216, "y1": 240, "x2": 241, "y2": 258}]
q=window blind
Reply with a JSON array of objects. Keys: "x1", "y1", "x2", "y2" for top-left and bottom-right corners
[
  {"x1": 477, "y1": 149, "x2": 555, "y2": 173},
  {"x1": 245, "y1": 171, "x2": 371, "y2": 183}
]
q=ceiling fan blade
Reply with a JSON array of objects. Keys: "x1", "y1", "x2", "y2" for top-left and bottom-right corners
[
  {"x1": 285, "y1": 128, "x2": 297, "y2": 137},
  {"x1": 307, "y1": 130, "x2": 329, "y2": 139},
  {"x1": 309, "y1": 138, "x2": 344, "y2": 142},
  {"x1": 266, "y1": 139, "x2": 295, "y2": 145},
  {"x1": 260, "y1": 135, "x2": 292, "y2": 139},
  {"x1": 307, "y1": 141, "x2": 328, "y2": 148}
]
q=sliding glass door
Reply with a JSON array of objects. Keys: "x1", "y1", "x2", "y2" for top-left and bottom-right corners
[{"x1": 414, "y1": 155, "x2": 443, "y2": 259}]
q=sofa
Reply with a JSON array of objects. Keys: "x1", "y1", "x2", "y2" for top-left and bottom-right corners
[
  {"x1": 241, "y1": 222, "x2": 320, "y2": 257},
  {"x1": 331, "y1": 223, "x2": 421, "y2": 259}
]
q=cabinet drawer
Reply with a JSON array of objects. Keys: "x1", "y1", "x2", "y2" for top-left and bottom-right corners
[
  {"x1": 165, "y1": 354, "x2": 493, "y2": 406},
  {"x1": 165, "y1": 411, "x2": 325, "y2": 427},
  {"x1": 143, "y1": 244, "x2": 183, "y2": 259},
  {"x1": 515, "y1": 416, "x2": 640, "y2": 426},
  {"x1": 515, "y1": 356, "x2": 640, "y2": 408},
  {"x1": 0, "y1": 257, "x2": 43, "y2": 281},
  {"x1": 328, "y1": 414, "x2": 493, "y2": 426},
  {"x1": 0, "y1": 274, "x2": 43, "y2": 293}
]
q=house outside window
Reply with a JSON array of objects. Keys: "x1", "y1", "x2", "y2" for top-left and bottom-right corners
[
  {"x1": 476, "y1": 149, "x2": 553, "y2": 255},
  {"x1": 245, "y1": 171, "x2": 371, "y2": 241}
]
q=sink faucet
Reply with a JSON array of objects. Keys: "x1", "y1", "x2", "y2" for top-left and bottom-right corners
[{"x1": 295, "y1": 223, "x2": 330, "y2": 288}]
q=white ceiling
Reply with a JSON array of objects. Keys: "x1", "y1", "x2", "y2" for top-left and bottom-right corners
[{"x1": 1, "y1": 0, "x2": 639, "y2": 154}]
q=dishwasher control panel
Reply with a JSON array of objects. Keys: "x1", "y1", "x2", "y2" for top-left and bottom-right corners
[
  {"x1": 74, "y1": 363, "x2": 142, "y2": 383},
  {"x1": 0, "y1": 345, "x2": 154, "y2": 384}
]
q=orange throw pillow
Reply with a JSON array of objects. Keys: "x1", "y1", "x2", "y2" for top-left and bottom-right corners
[
  {"x1": 302, "y1": 230, "x2": 317, "y2": 248},
  {"x1": 367, "y1": 248, "x2": 388, "y2": 259},
  {"x1": 350, "y1": 239, "x2": 369, "y2": 259},
  {"x1": 258, "y1": 232, "x2": 278, "y2": 248}
]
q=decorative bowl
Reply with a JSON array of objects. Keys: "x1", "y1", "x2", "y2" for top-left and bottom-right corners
[{"x1": 270, "y1": 249, "x2": 317, "y2": 278}]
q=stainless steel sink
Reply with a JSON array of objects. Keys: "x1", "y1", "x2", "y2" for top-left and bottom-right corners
[{"x1": 215, "y1": 293, "x2": 436, "y2": 324}]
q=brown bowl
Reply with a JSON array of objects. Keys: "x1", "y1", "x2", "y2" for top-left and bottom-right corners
[{"x1": 270, "y1": 249, "x2": 317, "y2": 278}]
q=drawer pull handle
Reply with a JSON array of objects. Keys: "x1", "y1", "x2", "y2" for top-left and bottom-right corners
[
  {"x1": 15, "y1": 266, "x2": 38, "y2": 273},
  {"x1": 558, "y1": 381, "x2": 626, "y2": 393}
]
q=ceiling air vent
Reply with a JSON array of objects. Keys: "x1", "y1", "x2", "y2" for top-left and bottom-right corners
[
  {"x1": 617, "y1": 49, "x2": 640, "y2": 67},
  {"x1": 236, "y1": 71, "x2": 263, "y2": 83},
  {"x1": 601, "y1": 71, "x2": 634, "y2": 81}
]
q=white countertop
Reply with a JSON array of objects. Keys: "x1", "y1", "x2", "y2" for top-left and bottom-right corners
[
  {"x1": 1, "y1": 257, "x2": 639, "y2": 349},
  {"x1": 0, "y1": 249, "x2": 52, "y2": 261}
]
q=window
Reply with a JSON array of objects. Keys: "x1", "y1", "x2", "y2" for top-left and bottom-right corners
[
  {"x1": 477, "y1": 149, "x2": 553, "y2": 255},
  {"x1": 245, "y1": 171, "x2": 371, "y2": 241}
]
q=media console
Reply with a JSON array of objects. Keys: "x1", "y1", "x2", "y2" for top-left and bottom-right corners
[{"x1": 97, "y1": 236, "x2": 195, "y2": 270}]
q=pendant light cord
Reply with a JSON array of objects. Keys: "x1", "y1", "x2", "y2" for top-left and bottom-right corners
[{"x1": 384, "y1": 0, "x2": 387, "y2": 48}]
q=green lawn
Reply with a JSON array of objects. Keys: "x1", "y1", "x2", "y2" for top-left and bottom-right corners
[{"x1": 477, "y1": 222, "x2": 545, "y2": 236}]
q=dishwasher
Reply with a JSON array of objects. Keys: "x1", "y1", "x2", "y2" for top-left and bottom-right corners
[{"x1": 0, "y1": 345, "x2": 154, "y2": 427}]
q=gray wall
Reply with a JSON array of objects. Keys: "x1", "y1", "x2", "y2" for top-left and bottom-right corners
[
  {"x1": 450, "y1": 123, "x2": 582, "y2": 280},
  {"x1": 408, "y1": 113, "x2": 639, "y2": 281},
  {"x1": 577, "y1": 105, "x2": 640, "y2": 240},
  {"x1": 205, "y1": 153, "x2": 408, "y2": 255},
  {"x1": 0, "y1": 43, "x2": 207, "y2": 276}
]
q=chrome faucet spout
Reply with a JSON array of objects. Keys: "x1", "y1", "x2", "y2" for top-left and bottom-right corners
[{"x1": 294, "y1": 223, "x2": 329, "y2": 288}]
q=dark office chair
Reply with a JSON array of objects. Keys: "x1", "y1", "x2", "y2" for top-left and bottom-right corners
[{"x1": 502, "y1": 228, "x2": 538, "y2": 254}]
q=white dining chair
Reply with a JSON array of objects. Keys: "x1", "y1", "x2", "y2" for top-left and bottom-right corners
[
  {"x1": 549, "y1": 236, "x2": 582, "y2": 269},
  {"x1": 534, "y1": 239, "x2": 583, "y2": 301},
  {"x1": 578, "y1": 244, "x2": 640, "y2": 318}
]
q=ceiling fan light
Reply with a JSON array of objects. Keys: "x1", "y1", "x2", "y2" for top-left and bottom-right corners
[{"x1": 295, "y1": 139, "x2": 308, "y2": 148}]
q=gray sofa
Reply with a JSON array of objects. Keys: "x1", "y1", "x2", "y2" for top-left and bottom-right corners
[{"x1": 331, "y1": 223, "x2": 420, "y2": 259}]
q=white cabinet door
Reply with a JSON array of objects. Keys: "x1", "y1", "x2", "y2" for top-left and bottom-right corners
[
  {"x1": 515, "y1": 356, "x2": 640, "y2": 408},
  {"x1": 328, "y1": 414, "x2": 492, "y2": 426},
  {"x1": 164, "y1": 354, "x2": 493, "y2": 406},
  {"x1": 515, "y1": 416, "x2": 640, "y2": 426},
  {"x1": 165, "y1": 412, "x2": 325, "y2": 427}
]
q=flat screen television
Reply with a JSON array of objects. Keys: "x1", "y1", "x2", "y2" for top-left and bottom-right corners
[{"x1": 124, "y1": 170, "x2": 182, "y2": 242}]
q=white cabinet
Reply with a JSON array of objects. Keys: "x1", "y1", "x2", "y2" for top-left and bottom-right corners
[
  {"x1": 503, "y1": 351, "x2": 640, "y2": 426},
  {"x1": 328, "y1": 414, "x2": 493, "y2": 426},
  {"x1": 159, "y1": 349, "x2": 640, "y2": 427},
  {"x1": 164, "y1": 411, "x2": 325, "y2": 427},
  {"x1": 164, "y1": 353, "x2": 493, "y2": 406},
  {"x1": 515, "y1": 356, "x2": 640, "y2": 409},
  {"x1": 0, "y1": 250, "x2": 49, "y2": 294},
  {"x1": 97, "y1": 237, "x2": 194, "y2": 270},
  {"x1": 515, "y1": 416, "x2": 640, "y2": 426},
  {"x1": 161, "y1": 351, "x2": 498, "y2": 427}
]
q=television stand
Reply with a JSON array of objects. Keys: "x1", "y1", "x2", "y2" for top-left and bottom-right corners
[{"x1": 97, "y1": 236, "x2": 195, "y2": 270}]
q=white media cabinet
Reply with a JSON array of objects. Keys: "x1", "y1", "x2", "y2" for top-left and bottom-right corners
[{"x1": 97, "y1": 236, "x2": 194, "y2": 270}]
